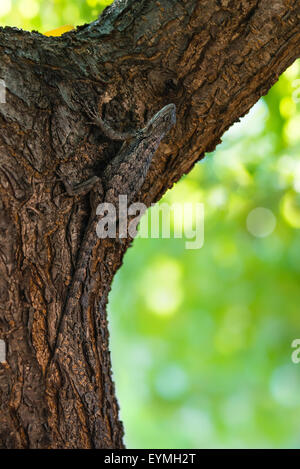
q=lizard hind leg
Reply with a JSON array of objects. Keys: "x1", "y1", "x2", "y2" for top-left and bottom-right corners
[{"x1": 60, "y1": 175, "x2": 101, "y2": 197}]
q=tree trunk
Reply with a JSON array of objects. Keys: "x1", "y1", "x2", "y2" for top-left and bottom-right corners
[{"x1": 0, "y1": 0, "x2": 299, "y2": 449}]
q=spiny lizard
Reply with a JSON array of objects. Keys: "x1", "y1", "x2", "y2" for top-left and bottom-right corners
[{"x1": 56, "y1": 103, "x2": 176, "y2": 346}]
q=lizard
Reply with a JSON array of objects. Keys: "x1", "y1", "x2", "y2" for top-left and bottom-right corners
[{"x1": 54, "y1": 102, "x2": 176, "y2": 355}]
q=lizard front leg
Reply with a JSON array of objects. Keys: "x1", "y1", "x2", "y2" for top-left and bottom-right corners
[{"x1": 84, "y1": 103, "x2": 138, "y2": 142}]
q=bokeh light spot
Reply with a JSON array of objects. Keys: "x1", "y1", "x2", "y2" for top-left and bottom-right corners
[
  {"x1": 279, "y1": 97, "x2": 296, "y2": 119},
  {"x1": 284, "y1": 115, "x2": 300, "y2": 145},
  {"x1": 154, "y1": 364, "x2": 188, "y2": 400},
  {"x1": 141, "y1": 258, "x2": 183, "y2": 316},
  {"x1": 0, "y1": 0, "x2": 11, "y2": 17},
  {"x1": 280, "y1": 191, "x2": 300, "y2": 228},
  {"x1": 19, "y1": 0, "x2": 39, "y2": 19},
  {"x1": 246, "y1": 207, "x2": 276, "y2": 238},
  {"x1": 270, "y1": 365, "x2": 300, "y2": 407}
]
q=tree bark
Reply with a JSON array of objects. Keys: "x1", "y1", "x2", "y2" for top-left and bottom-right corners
[{"x1": 0, "y1": 0, "x2": 299, "y2": 449}]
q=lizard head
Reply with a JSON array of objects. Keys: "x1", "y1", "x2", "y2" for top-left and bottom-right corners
[{"x1": 143, "y1": 103, "x2": 176, "y2": 139}]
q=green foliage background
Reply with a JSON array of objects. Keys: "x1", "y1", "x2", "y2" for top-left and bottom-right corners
[{"x1": 2, "y1": 0, "x2": 300, "y2": 449}]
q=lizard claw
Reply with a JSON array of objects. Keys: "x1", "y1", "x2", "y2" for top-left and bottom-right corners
[{"x1": 84, "y1": 103, "x2": 100, "y2": 121}]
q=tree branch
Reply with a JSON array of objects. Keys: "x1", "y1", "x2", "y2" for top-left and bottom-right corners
[{"x1": 0, "y1": 0, "x2": 299, "y2": 449}]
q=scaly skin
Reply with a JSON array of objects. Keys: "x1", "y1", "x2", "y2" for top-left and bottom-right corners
[
  {"x1": 47, "y1": 103, "x2": 176, "y2": 446},
  {"x1": 55, "y1": 103, "x2": 176, "y2": 349}
]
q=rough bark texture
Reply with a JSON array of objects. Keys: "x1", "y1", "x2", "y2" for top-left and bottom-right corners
[{"x1": 0, "y1": 0, "x2": 299, "y2": 449}]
